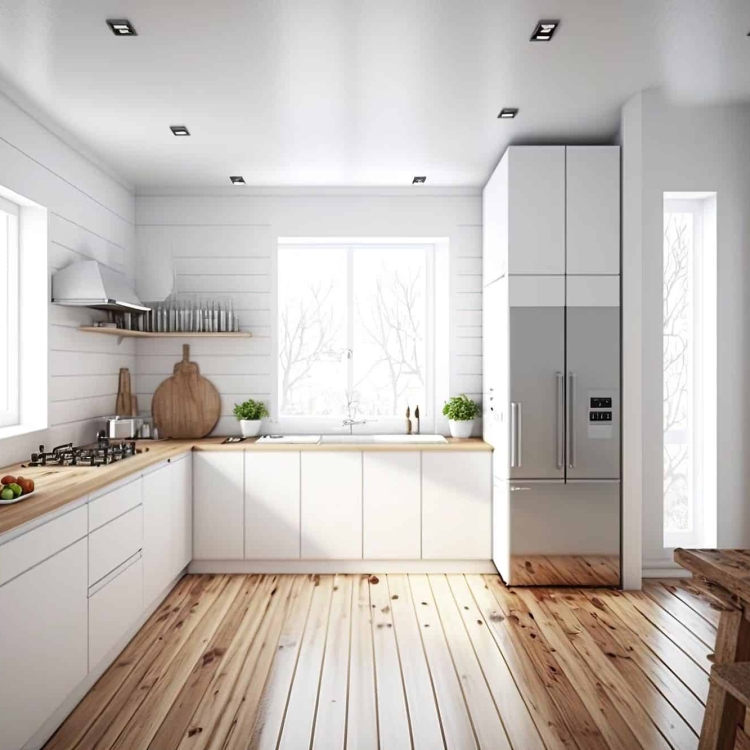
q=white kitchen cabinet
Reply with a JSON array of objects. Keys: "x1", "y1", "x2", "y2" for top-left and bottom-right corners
[
  {"x1": 363, "y1": 451, "x2": 421, "y2": 559},
  {"x1": 143, "y1": 461, "x2": 174, "y2": 605},
  {"x1": 193, "y1": 451, "x2": 244, "y2": 560},
  {"x1": 89, "y1": 555, "x2": 143, "y2": 669},
  {"x1": 245, "y1": 452, "x2": 300, "y2": 559},
  {"x1": 482, "y1": 153, "x2": 508, "y2": 286},
  {"x1": 0, "y1": 538, "x2": 88, "y2": 750},
  {"x1": 171, "y1": 453, "x2": 193, "y2": 572},
  {"x1": 507, "y1": 146, "x2": 566, "y2": 275},
  {"x1": 422, "y1": 452, "x2": 492, "y2": 559},
  {"x1": 566, "y1": 146, "x2": 620, "y2": 275},
  {"x1": 301, "y1": 452, "x2": 362, "y2": 559},
  {"x1": 89, "y1": 503, "x2": 142, "y2": 585}
]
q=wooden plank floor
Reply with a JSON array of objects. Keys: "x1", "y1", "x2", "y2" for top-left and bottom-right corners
[{"x1": 45, "y1": 574, "x2": 718, "y2": 750}]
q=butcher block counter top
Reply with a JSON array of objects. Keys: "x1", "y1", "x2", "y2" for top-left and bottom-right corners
[{"x1": 0, "y1": 437, "x2": 490, "y2": 537}]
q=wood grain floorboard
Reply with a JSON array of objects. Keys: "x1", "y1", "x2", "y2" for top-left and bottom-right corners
[{"x1": 44, "y1": 572, "x2": 720, "y2": 750}]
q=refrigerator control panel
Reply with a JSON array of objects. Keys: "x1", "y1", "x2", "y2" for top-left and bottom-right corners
[{"x1": 587, "y1": 391, "x2": 616, "y2": 439}]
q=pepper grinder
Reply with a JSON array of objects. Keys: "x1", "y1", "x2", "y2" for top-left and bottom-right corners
[
  {"x1": 406, "y1": 406, "x2": 412, "y2": 435},
  {"x1": 414, "y1": 405, "x2": 420, "y2": 434}
]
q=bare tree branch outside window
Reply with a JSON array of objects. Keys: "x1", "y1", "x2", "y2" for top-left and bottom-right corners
[{"x1": 663, "y1": 213, "x2": 692, "y2": 534}]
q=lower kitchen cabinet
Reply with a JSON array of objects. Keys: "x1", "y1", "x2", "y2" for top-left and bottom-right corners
[
  {"x1": 193, "y1": 451, "x2": 244, "y2": 559},
  {"x1": 0, "y1": 538, "x2": 88, "y2": 750},
  {"x1": 421, "y1": 452, "x2": 492, "y2": 559},
  {"x1": 363, "y1": 451, "x2": 421, "y2": 559},
  {"x1": 88, "y1": 555, "x2": 143, "y2": 668},
  {"x1": 143, "y1": 461, "x2": 174, "y2": 605},
  {"x1": 245, "y1": 452, "x2": 300, "y2": 559},
  {"x1": 143, "y1": 455, "x2": 193, "y2": 605},
  {"x1": 301, "y1": 452, "x2": 362, "y2": 559},
  {"x1": 171, "y1": 453, "x2": 193, "y2": 572}
]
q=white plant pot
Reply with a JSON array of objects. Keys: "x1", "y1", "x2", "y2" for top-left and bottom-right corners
[
  {"x1": 448, "y1": 419, "x2": 474, "y2": 439},
  {"x1": 239, "y1": 419, "x2": 262, "y2": 438}
]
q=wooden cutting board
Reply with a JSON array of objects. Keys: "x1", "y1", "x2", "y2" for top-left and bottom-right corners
[
  {"x1": 152, "y1": 344, "x2": 221, "y2": 438},
  {"x1": 115, "y1": 368, "x2": 134, "y2": 416}
]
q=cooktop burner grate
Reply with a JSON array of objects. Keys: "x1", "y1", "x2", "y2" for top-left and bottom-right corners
[{"x1": 25, "y1": 437, "x2": 141, "y2": 467}]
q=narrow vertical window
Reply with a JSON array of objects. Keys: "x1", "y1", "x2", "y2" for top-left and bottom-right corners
[
  {"x1": 0, "y1": 195, "x2": 19, "y2": 428},
  {"x1": 663, "y1": 193, "x2": 717, "y2": 548}
]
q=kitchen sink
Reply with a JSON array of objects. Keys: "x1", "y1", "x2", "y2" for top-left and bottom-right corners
[{"x1": 320, "y1": 434, "x2": 448, "y2": 444}]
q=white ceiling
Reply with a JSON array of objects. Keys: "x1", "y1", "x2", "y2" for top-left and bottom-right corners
[{"x1": 0, "y1": 0, "x2": 748, "y2": 189}]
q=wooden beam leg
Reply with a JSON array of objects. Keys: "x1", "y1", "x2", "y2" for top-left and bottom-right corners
[{"x1": 700, "y1": 610, "x2": 750, "y2": 750}]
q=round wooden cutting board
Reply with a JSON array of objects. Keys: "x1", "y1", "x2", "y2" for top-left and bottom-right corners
[{"x1": 152, "y1": 344, "x2": 221, "y2": 438}]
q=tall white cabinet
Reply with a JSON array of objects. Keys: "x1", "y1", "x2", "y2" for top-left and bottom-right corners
[{"x1": 483, "y1": 144, "x2": 621, "y2": 586}]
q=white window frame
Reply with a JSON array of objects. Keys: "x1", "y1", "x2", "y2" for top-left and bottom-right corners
[
  {"x1": 663, "y1": 195, "x2": 717, "y2": 550},
  {"x1": 0, "y1": 194, "x2": 20, "y2": 428},
  {"x1": 273, "y1": 238, "x2": 438, "y2": 435}
]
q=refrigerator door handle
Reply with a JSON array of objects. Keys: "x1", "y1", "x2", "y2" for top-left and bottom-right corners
[
  {"x1": 510, "y1": 402, "x2": 522, "y2": 468},
  {"x1": 567, "y1": 372, "x2": 577, "y2": 468},
  {"x1": 556, "y1": 372, "x2": 564, "y2": 469}
]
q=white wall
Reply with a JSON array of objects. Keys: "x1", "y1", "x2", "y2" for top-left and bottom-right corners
[
  {"x1": 135, "y1": 188, "x2": 482, "y2": 435},
  {"x1": 622, "y1": 88, "x2": 750, "y2": 574},
  {"x1": 0, "y1": 91, "x2": 136, "y2": 465}
]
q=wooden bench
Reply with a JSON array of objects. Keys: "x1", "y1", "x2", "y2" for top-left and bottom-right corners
[{"x1": 709, "y1": 662, "x2": 750, "y2": 749}]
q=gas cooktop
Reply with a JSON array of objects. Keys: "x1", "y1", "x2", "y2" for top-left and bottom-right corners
[{"x1": 25, "y1": 435, "x2": 143, "y2": 467}]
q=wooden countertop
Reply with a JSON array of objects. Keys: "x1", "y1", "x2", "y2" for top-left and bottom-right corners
[{"x1": 0, "y1": 437, "x2": 491, "y2": 538}]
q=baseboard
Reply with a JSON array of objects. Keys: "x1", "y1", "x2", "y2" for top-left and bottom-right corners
[
  {"x1": 188, "y1": 559, "x2": 499, "y2": 574},
  {"x1": 23, "y1": 569, "x2": 187, "y2": 750},
  {"x1": 642, "y1": 558, "x2": 691, "y2": 579}
]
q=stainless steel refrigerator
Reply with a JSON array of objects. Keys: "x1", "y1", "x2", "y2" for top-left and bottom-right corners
[{"x1": 484, "y1": 277, "x2": 621, "y2": 586}]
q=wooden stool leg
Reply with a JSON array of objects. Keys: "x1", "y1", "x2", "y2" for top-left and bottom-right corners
[{"x1": 700, "y1": 610, "x2": 750, "y2": 750}]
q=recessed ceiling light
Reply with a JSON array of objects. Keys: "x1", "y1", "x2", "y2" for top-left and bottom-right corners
[
  {"x1": 230, "y1": 176, "x2": 246, "y2": 185},
  {"x1": 106, "y1": 19, "x2": 137, "y2": 36},
  {"x1": 170, "y1": 125, "x2": 190, "y2": 136},
  {"x1": 412, "y1": 176, "x2": 426, "y2": 184},
  {"x1": 498, "y1": 108, "x2": 519, "y2": 119},
  {"x1": 530, "y1": 20, "x2": 559, "y2": 41}
]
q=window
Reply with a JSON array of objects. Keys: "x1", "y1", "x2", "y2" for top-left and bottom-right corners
[
  {"x1": 663, "y1": 193, "x2": 717, "y2": 549},
  {"x1": 277, "y1": 239, "x2": 437, "y2": 430},
  {"x1": 0, "y1": 195, "x2": 19, "y2": 428}
]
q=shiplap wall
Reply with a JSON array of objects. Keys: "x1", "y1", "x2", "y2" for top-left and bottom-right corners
[
  {"x1": 0, "y1": 91, "x2": 135, "y2": 465},
  {"x1": 135, "y1": 190, "x2": 482, "y2": 435}
]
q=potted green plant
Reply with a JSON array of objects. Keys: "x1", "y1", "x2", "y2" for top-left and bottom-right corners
[
  {"x1": 233, "y1": 399, "x2": 269, "y2": 437},
  {"x1": 442, "y1": 394, "x2": 479, "y2": 439}
]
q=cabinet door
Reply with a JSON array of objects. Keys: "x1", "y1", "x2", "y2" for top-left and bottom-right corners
[
  {"x1": 171, "y1": 454, "x2": 193, "y2": 572},
  {"x1": 482, "y1": 153, "x2": 508, "y2": 285},
  {"x1": 301, "y1": 452, "x2": 362, "y2": 559},
  {"x1": 566, "y1": 146, "x2": 620, "y2": 275},
  {"x1": 193, "y1": 451, "x2": 244, "y2": 560},
  {"x1": 363, "y1": 452, "x2": 421, "y2": 559},
  {"x1": 245, "y1": 452, "x2": 301, "y2": 559},
  {"x1": 422, "y1": 452, "x2": 492, "y2": 559},
  {"x1": 143, "y1": 462, "x2": 173, "y2": 606},
  {"x1": 89, "y1": 556, "x2": 143, "y2": 668},
  {"x1": 0, "y1": 539, "x2": 88, "y2": 750},
  {"x1": 482, "y1": 276, "x2": 508, "y2": 455},
  {"x1": 507, "y1": 146, "x2": 565, "y2": 275}
]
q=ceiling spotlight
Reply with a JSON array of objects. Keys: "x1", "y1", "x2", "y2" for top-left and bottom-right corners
[
  {"x1": 170, "y1": 125, "x2": 190, "y2": 136},
  {"x1": 230, "y1": 176, "x2": 246, "y2": 185},
  {"x1": 498, "y1": 108, "x2": 519, "y2": 119},
  {"x1": 412, "y1": 176, "x2": 426, "y2": 184},
  {"x1": 530, "y1": 20, "x2": 559, "y2": 41},
  {"x1": 107, "y1": 19, "x2": 137, "y2": 36}
]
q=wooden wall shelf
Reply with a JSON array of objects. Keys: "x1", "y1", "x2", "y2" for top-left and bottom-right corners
[{"x1": 79, "y1": 327, "x2": 252, "y2": 339}]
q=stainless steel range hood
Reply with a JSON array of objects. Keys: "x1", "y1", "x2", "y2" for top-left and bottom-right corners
[{"x1": 52, "y1": 260, "x2": 150, "y2": 313}]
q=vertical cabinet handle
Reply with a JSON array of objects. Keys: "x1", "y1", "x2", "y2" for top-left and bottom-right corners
[
  {"x1": 556, "y1": 372, "x2": 564, "y2": 469},
  {"x1": 567, "y1": 372, "x2": 577, "y2": 468},
  {"x1": 510, "y1": 402, "x2": 522, "y2": 468}
]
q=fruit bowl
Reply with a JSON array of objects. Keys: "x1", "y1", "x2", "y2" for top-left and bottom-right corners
[
  {"x1": 0, "y1": 489, "x2": 34, "y2": 505},
  {"x1": 0, "y1": 475, "x2": 36, "y2": 505}
]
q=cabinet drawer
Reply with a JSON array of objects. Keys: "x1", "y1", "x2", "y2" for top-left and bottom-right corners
[
  {"x1": 89, "y1": 505, "x2": 143, "y2": 585},
  {"x1": 0, "y1": 506, "x2": 87, "y2": 587},
  {"x1": 89, "y1": 555, "x2": 143, "y2": 668},
  {"x1": 89, "y1": 476, "x2": 142, "y2": 532}
]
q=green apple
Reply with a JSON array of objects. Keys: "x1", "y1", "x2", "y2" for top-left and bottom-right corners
[
  {"x1": 1, "y1": 488, "x2": 14, "y2": 501},
  {"x1": 8, "y1": 483, "x2": 22, "y2": 497}
]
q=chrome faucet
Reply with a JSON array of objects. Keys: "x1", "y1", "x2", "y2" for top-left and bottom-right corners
[{"x1": 341, "y1": 417, "x2": 368, "y2": 435}]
